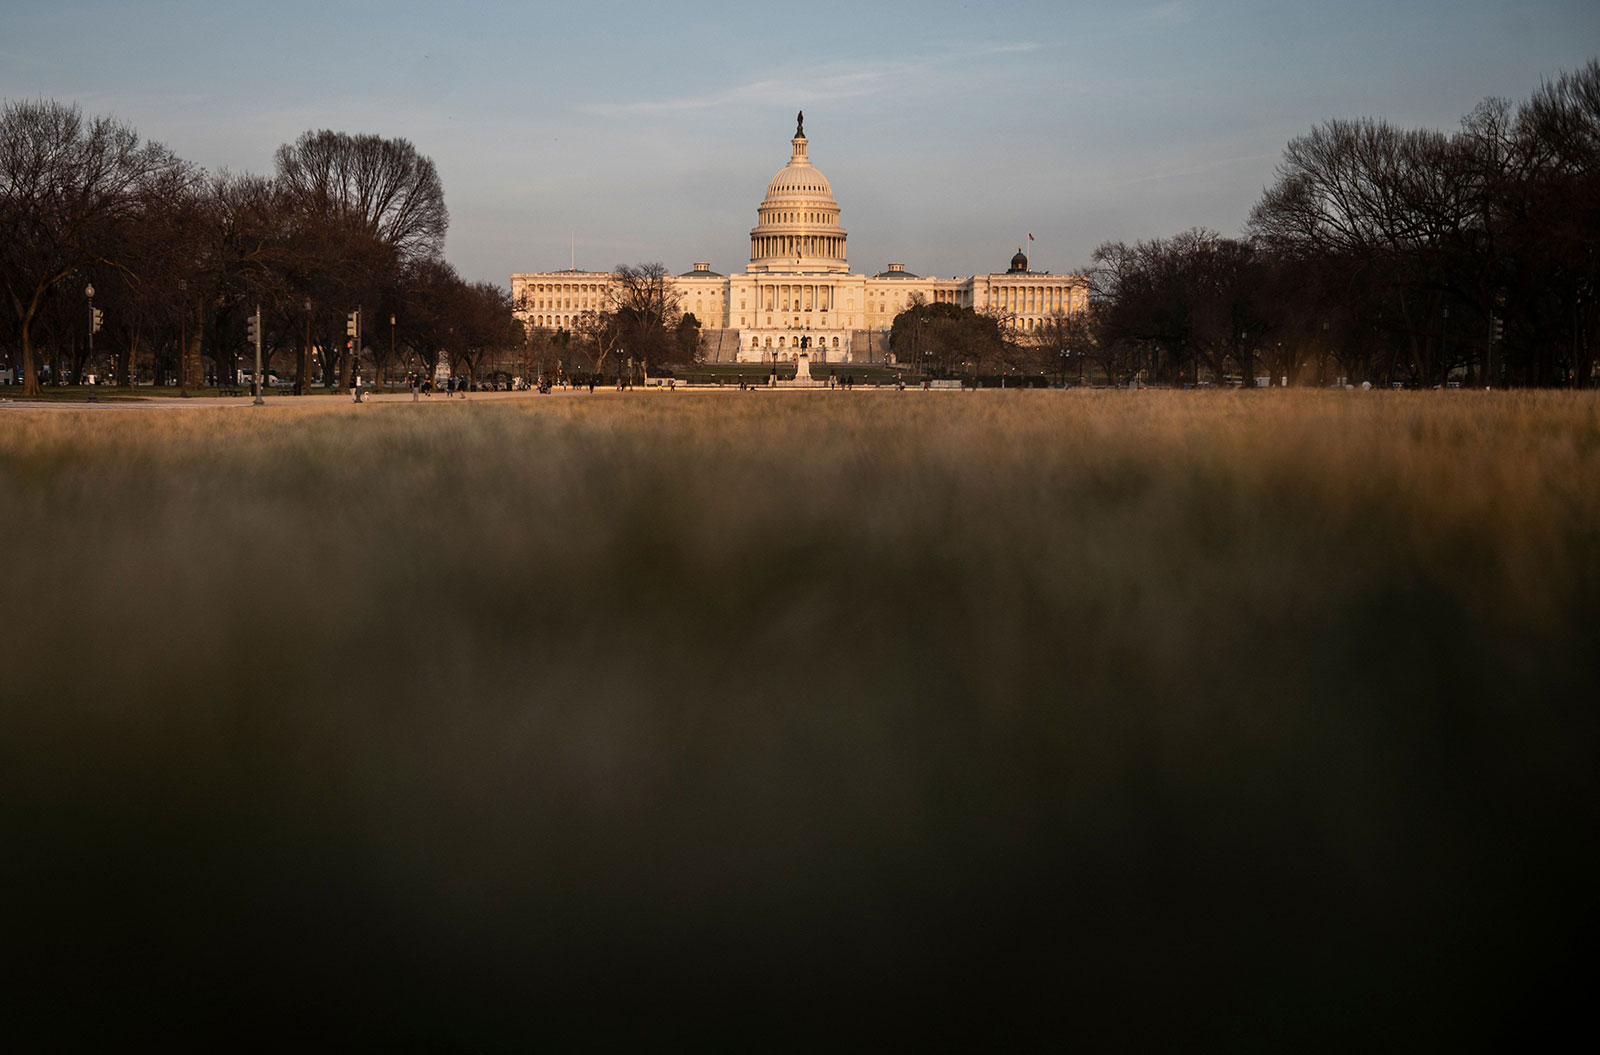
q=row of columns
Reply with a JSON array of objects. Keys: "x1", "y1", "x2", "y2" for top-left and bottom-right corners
[
  {"x1": 521, "y1": 281, "x2": 607, "y2": 312},
  {"x1": 994, "y1": 284, "x2": 1075, "y2": 314},
  {"x1": 753, "y1": 234, "x2": 844, "y2": 260},
  {"x1": 755, "y1": 282, "x2": 835, "y2": 313}
]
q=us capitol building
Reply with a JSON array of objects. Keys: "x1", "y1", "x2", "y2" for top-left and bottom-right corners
[{"x1": 511, "y1": 115, "x2": 1088, "y2": 365}]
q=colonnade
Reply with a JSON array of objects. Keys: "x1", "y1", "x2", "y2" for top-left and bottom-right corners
[
  {"x1": 751, "y1": 234, "x2": 845, "y2": 260},
  {"x1": 992, "y1": 284, "x2": 1077, "y2": 314},
  {"x1": 514, "y1": 277, "x2": 617, "y2": 332},
  {"x1": 753, "y1": 281, "x2": 836, "y2": 314}
]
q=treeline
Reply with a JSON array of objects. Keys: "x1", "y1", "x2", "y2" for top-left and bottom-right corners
[
  {"x1": 1086, "y1": 59, "x2": 1600, "y2": 388},
  {"x1": 544, "y1": 263, "x2": 703, "y2": 383},
  {"x1": 0, "y1": 99, "x2": 520, "y2": 397},
  {"x1": 888, "y1": 300, "x2": 1113, "y2": 384}
]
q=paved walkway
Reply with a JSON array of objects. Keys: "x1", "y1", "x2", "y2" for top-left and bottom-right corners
[{"x1": 0, "y1": 385, "x2": 924, "y2": 410}]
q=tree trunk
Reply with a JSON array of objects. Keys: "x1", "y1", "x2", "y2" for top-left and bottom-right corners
[
  {"x1": 20, "y1": 327, "x2": 40, "y2": 398},
  {"x1": 297, "y1": 335, "x2": 311, "y2": 396},
  {"x1": 16, "y1": 287, "x2": 42, "y2": 398},
  {"x1": 186, "y1": 320, "x2": 203, "y2": 394}
]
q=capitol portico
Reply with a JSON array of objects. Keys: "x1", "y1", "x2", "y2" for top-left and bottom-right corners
[{"x1": 512, "y1": 115, "x2": 1088, "y2": 365}]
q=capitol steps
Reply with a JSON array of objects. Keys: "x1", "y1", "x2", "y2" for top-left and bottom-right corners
[
  {"x1": 851, "y1": 330, "x2": 889, "y2": 364},
  {"x1": 699, "y1": 328, "x2": 743, "y2": 364}
]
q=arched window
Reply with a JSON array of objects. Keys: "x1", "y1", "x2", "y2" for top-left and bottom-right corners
[
  {"x1": 832, "y1": 337, "x2": 839, "y2": 348},
  {"x1": 778, "y1": 337, "x2": 785, "y2": 348}
]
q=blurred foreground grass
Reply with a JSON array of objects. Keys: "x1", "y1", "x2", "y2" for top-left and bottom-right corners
[{"x1": 2, "y1": 390, "x2": 1597, "y2": 1048}]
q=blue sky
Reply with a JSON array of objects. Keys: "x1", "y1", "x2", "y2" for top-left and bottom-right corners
[{"x1": 3, "y1": 1, "x2": 1596, "y2": 284}]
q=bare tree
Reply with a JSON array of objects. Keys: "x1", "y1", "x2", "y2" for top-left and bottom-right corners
[
  {"x1": 100, "y1": 162, "x2": 208, "y2": 386},
  {"x1": 1091, "y1": 230, "x2": 1275, "y2": 385},
  {"x1": 573, "y1": 309, "x2": 622, "y2": 379},
  {"x1": 275, "y1": 130, "x2": 446, "y2": 387},
  {"x1": 274, "y1": 130, "x2": 447, "y2": 263},
  {"x1": 0, "y1": 100, "x2": 182, "y2": 396},
  {"x1": 611, "y1": 262, "x2": 683, "y2": 372},
  {"x1": 1249, "y1": 119, "x2": 1478, "y2": 385}
]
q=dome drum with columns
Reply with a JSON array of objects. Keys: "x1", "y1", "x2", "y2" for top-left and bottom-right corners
[{"x1": 511, "y1": 117, "x2": 1088, "y2": 366}]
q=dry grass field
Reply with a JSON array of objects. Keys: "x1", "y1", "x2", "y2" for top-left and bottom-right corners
[{"x1": 3, "y1": 389, "x2": 1597, "y2": 1048}]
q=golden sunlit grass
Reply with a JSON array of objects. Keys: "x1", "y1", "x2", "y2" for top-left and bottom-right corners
[{"x1": 3, "y1": 390, "x2": 1597, "y2": 1047}]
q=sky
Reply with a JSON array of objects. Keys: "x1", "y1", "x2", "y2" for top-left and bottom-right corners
[{"x1": 3, "y1": 1, "x2": 1597, "y2": 285}]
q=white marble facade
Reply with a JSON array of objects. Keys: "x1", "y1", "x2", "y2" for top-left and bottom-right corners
[{"x1": 512, "y1": 118, "x2": 1088, "y2": 364}]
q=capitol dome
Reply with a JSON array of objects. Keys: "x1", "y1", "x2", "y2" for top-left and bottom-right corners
[
  {"x1": 765, "y1": 163, "x2": 834, "y2": 200},
  {"x1": 749, "y1": 114, "x2": 849, "y2": 273}
]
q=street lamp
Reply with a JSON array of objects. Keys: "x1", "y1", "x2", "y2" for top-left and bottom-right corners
[
  {"x1": 390, "y1": 314, "x2": 396, "y2": 392},
  {"x1": 85, "y1": 283, "x2": 97, "y2": 402},
  {"x1": 251, "y1": 304, "x2": 265, "y2": 406},
  {"x1": 178, "y1": 279, "x2": 189, "y2": 398},
  {"x1": 303, "y1": 298, "x2": 312, "y2": 395}
]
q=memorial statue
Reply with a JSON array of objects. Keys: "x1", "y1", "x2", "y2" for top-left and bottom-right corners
[{"x1": 796, "y1": 110, "x2": 804, "y2": 138}]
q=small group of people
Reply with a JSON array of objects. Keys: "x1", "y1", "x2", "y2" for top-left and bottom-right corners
[
  {"x1": 396, "y1": 372, "x2": 473, "y2": 400},
  {"x1": 405, "y1": 371, "x2": 434, "y2": 400}
]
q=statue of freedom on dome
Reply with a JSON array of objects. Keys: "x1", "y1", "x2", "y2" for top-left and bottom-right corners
[{"x1": 796, "y1": 111, "x2": 804, "y2": 138}]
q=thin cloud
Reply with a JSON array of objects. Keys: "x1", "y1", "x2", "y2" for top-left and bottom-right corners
[
  {"x1": 926, "y1": 40, "x2": 1045, "y2": 57},
  {"x1": 582, "y1": 70, "x2": 897, "y2": 117},
  {"x1": 1132, "y1": 2, "x2": 1193, "y2": 31},
  {"x1": 581, "y1": 40, "x2": 1040, "y2": 118}
]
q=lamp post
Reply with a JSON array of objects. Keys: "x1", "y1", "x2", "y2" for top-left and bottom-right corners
[
  {"x1": 250, "y1": 304, "x2": 265, "y2": 406},
  {"x1": 85, "y1": 283, "x2": 97, "y2": 402},
  {"x1": 390, "y1": 314, "x2": 396, "y2": 392},
  {"x1": 302, "y1": 298, "x2": 312, "y2": 395},
  {"x1": 178, "y1": 280, "x2": 189, "y2": 398}
]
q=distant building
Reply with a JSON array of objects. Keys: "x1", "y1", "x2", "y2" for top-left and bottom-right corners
[{"x1": 511, "y1": 117, "x2": 1087, "y2": 364}]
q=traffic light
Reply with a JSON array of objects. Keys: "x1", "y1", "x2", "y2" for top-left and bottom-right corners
[
  {"x1": 91, "y1": 308, "x2": 103, "y2": 333},
  {"x1": 347, "y1": 311, "x2": 359, "y2": 337},
  {"x1": 246, "y1": 311, "x2": 259, "y2": 347},
  {"x1": 1491, "y1": 315, "x2": 1504, "y2": 342}
]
